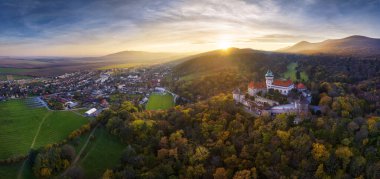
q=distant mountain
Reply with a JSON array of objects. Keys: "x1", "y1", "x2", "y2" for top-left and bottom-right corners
[
  {"x1": 90, "y1": 51, "x2": 192, "y2": 64},
  {"x1": 278, "y1": 35, "x2": 380, "y2": 57}
]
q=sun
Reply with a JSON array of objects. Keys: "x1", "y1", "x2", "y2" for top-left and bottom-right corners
[{"x1": 218, "y1": 41, "x2": 231, "y2": 50}]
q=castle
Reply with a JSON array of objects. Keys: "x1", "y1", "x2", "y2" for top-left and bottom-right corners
[
  {"x1": 248, "y1": 70, "x2": 296, "y2": 96},
  {"x1": 233, "y1": 69, "x2": 309, "y2": 116}
]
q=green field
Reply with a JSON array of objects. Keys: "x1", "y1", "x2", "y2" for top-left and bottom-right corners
[
  {"x1": 0, "y1": 68, "x2": 34, "y2": 74},
  {"x1": 0, "y1": 75, "x2": 33, "y2": 81},
  {"x1": 0, "y1": 99, "x2": 88, "y2": 159},
  {"x1": 283, "y1": 62, "x2": 309, "y2": 82},
  {"x1": 71, "y1": 128, "x2": 125, "y2": 178},
  {"x1": 0, "y1": 162, "x2": 35, "y2": 179},
  {"x1": 0, "y1": 67, "x2": 35, "y2": 81},
  {"x1": 146, "y1": 93, "x2": 175, "y2": 110}
]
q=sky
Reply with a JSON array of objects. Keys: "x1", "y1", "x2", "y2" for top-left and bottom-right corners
[{"x1": 0, "y1": 0, "x2": 380, "y2": 57}]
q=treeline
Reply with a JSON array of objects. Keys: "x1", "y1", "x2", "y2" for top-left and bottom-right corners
[
  {"x1": 169, "y1": 51, "x2": 380, "y2": 115},
  {"x1": 99, "y1": 94, "x2": 380, "y2": 178},
  {"x1": 169, "y1": 51, "x2": 296, "y2": 101}
]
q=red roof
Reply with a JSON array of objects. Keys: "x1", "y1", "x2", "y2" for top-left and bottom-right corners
[
  {"x1": 272, "y1": 80, "x2": 293, "y2": 87},
  {"x1": 297, "y1": 83, "x2": 306, "y2": 89},
  {"x1": 248, "y1": 81, "x2": 266, "y2": 89}
]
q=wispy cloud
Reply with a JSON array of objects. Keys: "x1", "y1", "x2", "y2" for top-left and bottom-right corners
[{"x1": 0, "y1": 0, "x2": 379, "y2": 56}]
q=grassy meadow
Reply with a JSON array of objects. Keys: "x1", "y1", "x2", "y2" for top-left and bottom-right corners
[
  {"x1": 0, "y1": 99, "x2": 88, "y2": 159},
  {"x1": 146, "y1": 93, "x2": 175, "y2": 110},
  {"x1": 283, "y1": 62, "x2": 309, "y2": 82},
  {"x1": 71, "y1": 128, "x2": 125, "y2": 178}
]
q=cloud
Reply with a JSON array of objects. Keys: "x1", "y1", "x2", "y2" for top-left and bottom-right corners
[{"x1": 0, "y1": 0, "x2": 380, "y2": 56}]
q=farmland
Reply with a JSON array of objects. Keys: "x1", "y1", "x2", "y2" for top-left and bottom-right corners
[
  {"x1": 0, "y1": 67, "x2": 35, "y2": 74},
  {"x1": 145, "y1": 93, "x2": 175, "y2": 110},
  {"x1": 0, "y1": 68, "x2": 35, "y2": 80},
  {"x1": 0, "y1": 99, "x2": 88, "y2": 160}
]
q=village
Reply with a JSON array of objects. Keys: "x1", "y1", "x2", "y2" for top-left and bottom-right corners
[
  {"x1": 233, "y1": 69, "x2": 312, "y2": 121},
  {"x1": 0, "y1": 64, "x2": 176, "y2": 116}
]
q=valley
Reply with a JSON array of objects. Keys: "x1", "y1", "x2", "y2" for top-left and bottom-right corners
[
  {"x1": 2, "y1": 0, "x2": 380, "y2": 178},
  {"x1": 0, "y1": 38, "x2": 380, "y2": 179}
]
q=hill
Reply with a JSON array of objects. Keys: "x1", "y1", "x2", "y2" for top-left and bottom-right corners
[
  {"x1": 94, "y1": 51, "x2": 190, "y2": 64},
  {"x1": 170, "y1": 48, "x2": 299, "y2": 100},
  {"x1": 170, "y1": 47, "x2": 380, "y2": 101},
  {"x1": 279, "y1": 35, "x2": 380, "y2": 57},
  {"x1": 173, "y1": 48, "x2": 274, "y2": 76}
]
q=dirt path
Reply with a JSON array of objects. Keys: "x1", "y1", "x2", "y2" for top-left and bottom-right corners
[
  {"x1": 61, "y1": 124, "x2": 99, "y2": 177},
  {"x1": 30, "y1": 112, "x2": 52, "y2": 148},
  {"x1": 17, "y1": 111, "x2": 52, "y2": 179}
]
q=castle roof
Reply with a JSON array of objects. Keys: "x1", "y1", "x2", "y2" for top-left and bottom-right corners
[
  {"x1": 248, "y1": 81, "x2": 266, "y2": 89},
  {"x1": 272, "y1": 79, "x2": 293, "y2": 87},
  {"x1": 265, "y1": 70, "x2": 274, "y2": 77},
  {"x1": 296, "y1": 83, "x2": 306, "y2": 89}
]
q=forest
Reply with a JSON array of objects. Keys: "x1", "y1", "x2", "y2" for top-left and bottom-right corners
[
  {"x1": 26, "y1": 51, "x2": 380, "y2": 178},
  {"x1": 96, "y1": 93, "x2": 380, "y2": 178}
]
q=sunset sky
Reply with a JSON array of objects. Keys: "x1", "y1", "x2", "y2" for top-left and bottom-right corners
[{"x1": 1, "y1": 0, "x2": 380, "y2": 57}]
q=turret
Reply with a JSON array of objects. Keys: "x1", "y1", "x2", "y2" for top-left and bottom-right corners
[{"x1": 265, "y1": 69, "x2": 274, "y2": 88}]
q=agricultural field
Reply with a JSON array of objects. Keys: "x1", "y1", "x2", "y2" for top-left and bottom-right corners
[
  {"x1": 0, "y1": 67, "x2": 35, "y2": 81},
  {"x1": 0, "y1": 74, "x2": 33, "y2": 81},
  {"x1": 70, "y1": 128, "x2": 125, "y2": 178},
  {"x1": 283, "y1": 62, "x2": 309, "y2": 82},
  {"x1": 0, "y1": 99, "x2": 88, "y2": 160},
  {"x1": 0, "y1": 67, "x2": 35, "y2": 74},
  {"x1": 146, "y1": 93, "x2": 175, "y2": 110}
]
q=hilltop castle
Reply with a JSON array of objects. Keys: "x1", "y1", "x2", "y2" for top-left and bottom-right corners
[
  {"x1": 233, "y1": 69, "x2": 309, "y2": 116},
  {"x1": 248, "y1": 70, "x2": 298, "y2": 96}
]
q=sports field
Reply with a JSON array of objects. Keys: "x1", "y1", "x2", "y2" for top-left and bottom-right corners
[
  {"x1": 0, "y1": 99, "x2": 88, "y2": 159},
  {"x1": 145, "y1": 93, "x2": 175, "y2": 110},
  {"x1": 283, "y1": 62, "x2": 309, "y2": 81}
]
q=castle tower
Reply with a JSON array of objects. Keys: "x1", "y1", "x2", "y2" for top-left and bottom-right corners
[{"x1": 265, "y1": 69, "x2": 274, "y2": 89}]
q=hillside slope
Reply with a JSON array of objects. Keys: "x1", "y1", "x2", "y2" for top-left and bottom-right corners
[
  {"x1": 279, "y1": 35, "x2": 380, "y2": 57},
  {"x1": 173, "y1": 48, "x2": 280, "y2": 77},
  {"x1": 91, "y1": 51, "x2": 191, "y2": 64},
  {"x1": 170, "y1": 48, "x2": 297, "y2": 101}
]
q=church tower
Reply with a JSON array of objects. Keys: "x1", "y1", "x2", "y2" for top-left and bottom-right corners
[{"x1": 265, "y1": 69, "x2": 274, "y2": 89}]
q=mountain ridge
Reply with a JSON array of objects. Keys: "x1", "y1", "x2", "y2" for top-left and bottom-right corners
[{"x1": 278, "y1": 35, "x2": 380, "y2": 57}]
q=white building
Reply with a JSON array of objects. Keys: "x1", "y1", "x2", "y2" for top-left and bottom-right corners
[
  {"x1": 85, "y1": 108, "x2": 97, "y2": 116},
  {"x1": 233, "y1": 69, "x2": 310, "y2": 116},
  {"x1": 265, "y1": 70, "x2": 294, "y2": 95},
  {"x1": 248, "y1": 70, "x2": 295, "y2": 96}
]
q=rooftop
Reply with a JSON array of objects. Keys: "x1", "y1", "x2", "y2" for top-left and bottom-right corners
[
  {"x1": 265, "y1": 70, "x2": 274, "y2": 77},
  {"x1": 272, "y1": 79, "x2": 293, "y2": 87},
  {"x1": 248, "y1": 81, "x2": 266, "y2": 89}
]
